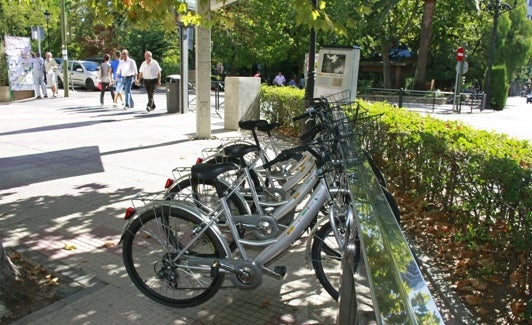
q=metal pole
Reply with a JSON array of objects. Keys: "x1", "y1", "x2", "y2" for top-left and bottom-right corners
[
  {"x1": 46, "y1": 20, "x2": 50, "y2": 51},
  {"x1": 60, "y1": 0, "x2": 68, "y2": 97},
  {"x1": 304, "y1": 0, "x2": 318, "y2": 102},
  {"x1": 179, "y1": 23, "x2": 189, "y2": 114},
  {"x1": 301, "y1": 0, "x2": 317, "y2": 144},
  {"x1": 484, "y1": 2, "x2": 499, "y2": 109},
  {"x1": 482, "y1": 0, "x2": 517, "y2": 109}
]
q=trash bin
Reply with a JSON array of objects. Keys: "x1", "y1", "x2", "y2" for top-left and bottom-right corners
[{"x1": 166, "y1": 75, "x2": 180, "y2": 113}]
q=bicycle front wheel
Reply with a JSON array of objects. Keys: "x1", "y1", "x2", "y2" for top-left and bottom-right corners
[
  {"x1": 311, "y1": 220, "x2": 360, "y2": 301},
  {"x1": 122, "y1": 204, "x2": 227, "y2": 307}
]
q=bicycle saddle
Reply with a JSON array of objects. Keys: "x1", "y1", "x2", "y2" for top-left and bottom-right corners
[
  {"x1": 191, "y1": 162, "x2": 239, "y2": 181},
  {"x1": 257, "y1": 122, "x2": 280, "y2": 133},
  {"x1": 238, "y1": 119, "x2": 269, "y2": 130},
  {"x1": 223, "y1": 144, "x2": 260, "y2": 159}
]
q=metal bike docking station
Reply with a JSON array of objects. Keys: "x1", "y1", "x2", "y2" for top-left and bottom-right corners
[
  {"x1": 314, "y1": 46, "x2": 361, "y2": 100},
  {"x1": 312, "y1": 47, "x2": 445, "y2": 324},
  {"x1": 338, "y1": 160, "x2": 446, "y2": 324}
]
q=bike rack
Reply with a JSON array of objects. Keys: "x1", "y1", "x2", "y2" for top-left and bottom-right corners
[{"x1": 339, "y1": 159, "x2": 445, "y2": 324}]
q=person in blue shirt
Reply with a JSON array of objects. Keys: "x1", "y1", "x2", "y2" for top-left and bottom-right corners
[{"x1": 110, "y1": 51, "x2": 120, "y2": 80}]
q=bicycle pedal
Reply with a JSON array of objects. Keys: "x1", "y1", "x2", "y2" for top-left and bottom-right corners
[
  {"x1": 211, "y1": 261, "x2": 220, "y2": 277},
  {"x1": 274, "y1": 265, "x2": 287, "y2": 276}
]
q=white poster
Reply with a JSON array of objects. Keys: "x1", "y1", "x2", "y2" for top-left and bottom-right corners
[{"x1": 4, "y1": 36, "x2": 33, "y2": 91}]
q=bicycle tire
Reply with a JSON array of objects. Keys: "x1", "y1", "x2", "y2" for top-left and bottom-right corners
[
  {"x1": 205, "y1": 155, "x2": 262, "y2": 192},
  {"x1": 122, "y1": 205, "x2": 226, "y2": 307},
  {"x1": 311, "y1": 220, "x2": 360, "y2": 301},
  {"x1": 167, "y1": 177, "x2": 249, "y2": 216}
]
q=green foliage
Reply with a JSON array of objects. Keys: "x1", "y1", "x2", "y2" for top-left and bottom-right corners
[
  {"x1": 259, "y1": 85, "x2": 305, "y2": 131},
  {"x1": 0, "y1": 41, "x2": 7, "y2": 86},
  {"x1": 123, "y1": 26, "x2": 178, "y2": 74},
  {"x1": 365, "y1": 101, "x2": 531, "y2": 293},
  {"x1": 488, "y1": 65, "x2": 508, "y2": 110}
]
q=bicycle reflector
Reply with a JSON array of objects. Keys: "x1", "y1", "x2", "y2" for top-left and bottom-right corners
[
  {"x1": 164, "y1": 178, "x2": 174, "y2": 189},
  {"x1": 196, "y1": 157, "x2": 204, "y2": 164},
  {"x1": 124, "y1": 207, "x2": 135, "y2": 220}
]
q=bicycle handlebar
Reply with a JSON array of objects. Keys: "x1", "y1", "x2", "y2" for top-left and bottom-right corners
[
  {"x1": 263, "y1": 146, "x2": 308, "y2": 169},
  {"x1": 292, "y1": 109, "x2": 314, "y2": 122}
]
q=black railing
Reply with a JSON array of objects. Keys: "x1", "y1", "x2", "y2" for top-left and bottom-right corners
[{"x1": 358, "y1": 88, "x2": 485, "y2": 113}]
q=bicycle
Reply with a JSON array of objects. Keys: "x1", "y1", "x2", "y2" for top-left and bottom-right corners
[
  {"x1": 120, "y1": 123, "x2": 360, "y2": 307},
  {"x1": 121, "y1": 93, "x2": 400, "y2": 304}
]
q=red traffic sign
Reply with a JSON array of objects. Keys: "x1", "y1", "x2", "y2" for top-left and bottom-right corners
[{"x1": 456, "y1": 47, "x2": 465, "y2": 62}]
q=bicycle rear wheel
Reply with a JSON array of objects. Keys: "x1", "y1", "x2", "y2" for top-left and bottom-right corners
[{"x1": 122, "y1": 204, "x2": 226, "y2": 307}]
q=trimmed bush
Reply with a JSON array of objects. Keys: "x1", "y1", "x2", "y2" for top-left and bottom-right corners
[{"x1": 488, "y1": 65, "x2": 508, "y2": 110}]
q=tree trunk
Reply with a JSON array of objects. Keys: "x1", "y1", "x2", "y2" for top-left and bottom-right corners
[
  {"x1": 382, "y1": 43, "x2": 393, "y2": 89},
  {"x1": 0, "y1": 236, "x2": 18, "y2": 298},
  {"x1": 414, "y1": 0, "x2": 436, "y2": 90}
]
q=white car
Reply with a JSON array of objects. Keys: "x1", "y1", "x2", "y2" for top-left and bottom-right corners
[{"x1": 57, "y1": 60, "x2": 101, "y2": 91}]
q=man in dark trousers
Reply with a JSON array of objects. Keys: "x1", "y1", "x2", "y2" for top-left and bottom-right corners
[{"x1": 136, "y1": 51, "x2": 162, "y2": 112}]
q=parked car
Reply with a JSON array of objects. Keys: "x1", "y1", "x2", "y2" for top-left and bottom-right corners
[
  {"x1": 57, "y1": 60, "x2": 101, "y2": 91},
  {"x1": 83, "y1": 57, "x2": 104, "y2": 65}
]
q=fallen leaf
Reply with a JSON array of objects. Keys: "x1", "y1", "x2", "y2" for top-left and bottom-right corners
[
  {"x1": 463, "y1": 293, "x2": 483, "y2": 305},
  {"x1": 103, "y1": 241, "x2": 116, "y2": 248},
  {"x1": 470, "y1": 278, "x2": 488, "y2": 291},
  {"x1": 63, "y1": 243, "x2": 77, "y2": 250}
]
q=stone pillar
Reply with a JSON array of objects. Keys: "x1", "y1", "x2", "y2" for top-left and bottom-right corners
[
  {"x1": 224, "y1": 77, "x2": 261, "y2": 130},
  {"x1": 195, "y1": 0, "x2": 211, "y2": 139}
]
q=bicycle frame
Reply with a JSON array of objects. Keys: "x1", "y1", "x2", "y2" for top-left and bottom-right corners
[{"x1": 166, "y1": 173, "x2": 335, "y2": 279}]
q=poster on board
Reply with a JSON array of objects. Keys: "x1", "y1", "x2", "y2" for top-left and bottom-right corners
[
  {"x1": 4, "y1": 36, "x2": 33, "y2": 91},
  {"x1": 314, "y1": 46, "x2": 361, "y2": 100}
]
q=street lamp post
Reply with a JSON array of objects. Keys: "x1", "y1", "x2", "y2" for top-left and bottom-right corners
[
  {"x1": 44, "y1": 10, "x2": 50, "y2": 52},
  {"x1": 60, "y1": 0, "x2": 69, "y2": 97},
  {"x1": 480, "y1": 0, "x2": 517, "y2": 109}
]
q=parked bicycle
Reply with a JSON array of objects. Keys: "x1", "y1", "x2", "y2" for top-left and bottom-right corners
[{"x1": 119, "y1": 92, "x2": 401, "y2": 307}]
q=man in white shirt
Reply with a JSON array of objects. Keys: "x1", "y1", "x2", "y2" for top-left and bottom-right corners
[
  {"x1": 273, "y1": 72, "x2": 286, "y2": 86},
  {"x1": 137, "y1": 51, "x2": 162, "y2": 112},
  {"x1": 31, "y1": 52, "x2": 47, "y2": 99},
  {"x1": 117, "y1": 49, "x2": 138, "y2": 109}
]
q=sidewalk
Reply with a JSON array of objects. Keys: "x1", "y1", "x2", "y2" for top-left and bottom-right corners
[
  {"x1": 0, "y1": 88, "x2": 339, "y2": 324},
  {"x1": 403, "y1": 95, "x2": 532, "y2": 143}
]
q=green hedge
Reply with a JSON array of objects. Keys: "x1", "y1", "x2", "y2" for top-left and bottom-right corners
[
  {"x1": 260, "y1": 85, "x2": 305, "y2": 132},
  {"x1": 260, "y1": 86, "x2": 532, "y2": 300}
]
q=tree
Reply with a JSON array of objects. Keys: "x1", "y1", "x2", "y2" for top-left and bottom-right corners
[
  {"x1": 0, "y1": 236, "x2": 19, "y2": 305},
  {"x1": 413, "y1": 0, "x2": 436, "y2": 90}
]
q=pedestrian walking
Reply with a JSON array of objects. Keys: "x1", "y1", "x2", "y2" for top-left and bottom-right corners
[
  {"x1": 116, "y1": 49, "x2": 137, "y2": 109},
  {"x1": 99, "y1": 54, "x2": 115, "y2": 105},
  {"x1": 31, "y1": 52, "x2": 47, "y2": 99},
  {"x1": 110, "y1": 51, "x2": 121, "y2": 81},
  {"x1": 137, "y1": 51, "x2": 162, "y2": 112},
  {"x1": 44, "y1": 52, "x2": 59, "y2": 98}
]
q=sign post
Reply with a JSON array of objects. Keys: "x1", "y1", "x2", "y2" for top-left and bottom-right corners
[{"x1": 453, "y1": 47, "x2": 466, "y2": 112}]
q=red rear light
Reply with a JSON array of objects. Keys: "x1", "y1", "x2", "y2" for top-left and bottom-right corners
[
  {"x1": 164, "y1": 178, "x2": 174, "y2": 189},
  {"x1": 124, "y1": 207, "x2": 135, "y2": 220},
  {"x1": 196, "y1": 157, "x2": 204, "y2": 164}
]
